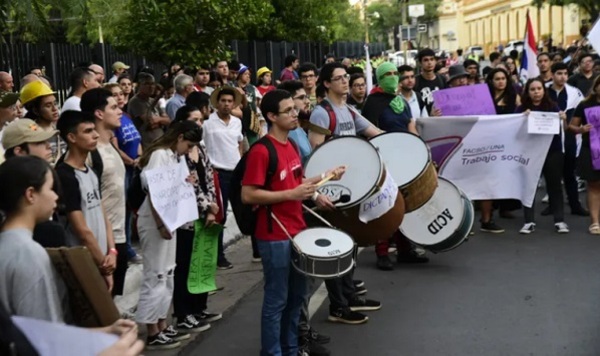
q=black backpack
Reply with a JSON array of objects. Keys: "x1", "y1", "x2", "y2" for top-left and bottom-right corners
[
  {"x1": 127, "y1": 166, "x2": 146, "y2": 210},
  {"x1": 230, "y1": 136, "x2": 297, "y2": 235}
]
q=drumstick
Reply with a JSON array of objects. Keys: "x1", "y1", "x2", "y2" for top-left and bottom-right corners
[{"x1": 316, "y1": 166, "x2": 348, "y2": 186}]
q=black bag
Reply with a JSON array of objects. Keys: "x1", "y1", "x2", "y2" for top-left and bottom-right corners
[
  {"x1": 230, "y1": 136, "x2": 297, "y2": 235},
  {"x1": 127, "y1": 166, "x2": 146, "y2": 210}
]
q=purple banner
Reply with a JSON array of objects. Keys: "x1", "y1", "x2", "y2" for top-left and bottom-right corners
[
  {"x1": 584, "y1": 106, "x2": 600, "y2": 170},
  {"x1": 432, "y1": 83, "x2": 496, "y2": 116}
]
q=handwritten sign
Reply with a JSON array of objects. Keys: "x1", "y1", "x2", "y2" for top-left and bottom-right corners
[
  {"x1": 143, "y1": 159, "x2": 199, "y2": 232},
  {"x1": 585, "y1": 106, "x2": 600, "y2": 170},
  {"x1": 432, "y1": 84, "x2": 496, "y2": 116},
  {"x1": 359, "y1": 172, "x2": 398, "y2": 223},
  {"x1": 588, "y1": 18, "x2": 600, "y2": 55},
  {"x1": 527, "y1": 111, "x2": 560, "y2": 134},
  {"x1": 188, "y1": 221, "x2": 222, "y2": 294}
]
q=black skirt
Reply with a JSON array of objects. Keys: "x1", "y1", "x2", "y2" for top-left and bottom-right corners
[{"x1": 577, "y1": 147, "x2": 600, "y2": 182}]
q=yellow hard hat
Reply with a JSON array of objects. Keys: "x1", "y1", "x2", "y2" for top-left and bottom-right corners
[
  {"x1": 20, "y1": 80, "x2": 56, "y2": 105},
  {"x1": 256, "y1": 67, "x2": 272, "y2": 79}
]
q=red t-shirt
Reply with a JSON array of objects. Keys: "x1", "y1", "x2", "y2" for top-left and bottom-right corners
[
  {"x1": 242, "y1": 136, "x2": 306, "y2": 241},
  {"x1": 257, "y1": 85, "x2": 276, "y2": 96}
]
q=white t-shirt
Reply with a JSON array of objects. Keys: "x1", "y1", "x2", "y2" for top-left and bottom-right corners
[
  {"x1": 61, "y1": 96, "x2": 81, "y2": 113},
  {"x1": 96, "y1": 142, "x2": 126, "y2": 244},
  {"x1": 203, "y1": 112, "x2": 243, "y2": 170}
]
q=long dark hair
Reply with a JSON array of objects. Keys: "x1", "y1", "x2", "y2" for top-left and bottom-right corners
[
  {"x1": 520, "y1": 78, "x2": 556, "y2": 112},
  {"x1": 138, "y1": 120, "x2": 203, "y2": 168},
  {"x1": 0, "y1": 156, "x2": 52, "y2": 224},
  {"x1": 486, "y1": 68, "x2": 517, "y2": 106}
]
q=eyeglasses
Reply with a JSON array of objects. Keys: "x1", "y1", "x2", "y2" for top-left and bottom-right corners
[
  {"x1": 331, "y1": 74, "x2": 350, "y2": 82},
  {"x1": 293, "y1": 94, "x2": 308, "y2": 101},
  {"x1": 352, "y1": 83, "x2": 366, "y2": 88},
  {"x1": 301, "y1": 74, "x2": 316, "y2": 80},
  {"x1": 278, "y1": 107, "x2": 299, "y2": 116}
]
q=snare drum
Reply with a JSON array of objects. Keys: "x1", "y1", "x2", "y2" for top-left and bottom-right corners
[
  {"x1": 292, "y1": 228, "x2": 355, "y2": 279},
  {"x1": 305, "y1": 136, "x2": 405, "y2": 246},
  {"x1": 370, "y1": 132, "x2": 437, "y2": 212},
  {"x1": 400, "y1": 177, "x2": 473, "y2": 253}
]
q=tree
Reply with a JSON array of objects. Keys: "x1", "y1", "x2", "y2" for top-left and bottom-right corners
[
  {"x1": 531, "y1": 0, "x2": 598, "y2": 24},
  {"x1": 111, "y1": 0, "x2": 273, "y2": 66},
  {"x1": 366, "y1": 0, "x2": 441, "y2": 43}
]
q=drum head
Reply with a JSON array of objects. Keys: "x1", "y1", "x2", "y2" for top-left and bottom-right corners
[
  {"x1": 370, "y1": 132, "x2": 429, "y2": 188},
  {"x1": 294, "y1": 228, "x2": 354, "y2": 258},
  {"x1": 400, "y1": 178, "x2": 465, "y2": 245},
  {"x1": 305, "y1": 137, "x2": 382, "y2": 208}
]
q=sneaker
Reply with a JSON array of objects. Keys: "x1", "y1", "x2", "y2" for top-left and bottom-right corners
[
  {"x1": 299, "y1": 337, "x2": 331, "y2": 356},
  {"x1": 176, "y1": 315, "x2": 210, "y2": 333},
  {"x1": 129, "y1": 254, "x2": 143, "y2": 264},
  {"x1": 578, "y1": 179, "x2": 586, "y2": 192},
  {"x1": 354, "y1": 285, "x2": 368, "y2": 296},
  {"x1": 555, "y1": 222, "x2": 569, "y2": 234},
  {"x1": 252, "y1": 256, "x2": 262, "y2": 263},
  {"x1": 328, "y1": 307, "x2": 368, "y2": 324},
  {"x1": 541, "y1": 194, "x2": 549, "y2": 203},
  {"x1": 519, "y1": 222, "x2": 536, "y2": 234},
  {"x1": 571, "y1": 206, "x2": 590, "y2": 216},
  {"x1": 298, "y1": 348, "x2": 310, "y2": 356},
  {"x1": 376, "y1": 255, "x2": 394, "y2": 271},
  {"x1": 397, "y1": 250, "x2": 429, "y2": 263},
  {"x1": 217, "y1": 259, "x2": 233, "y2": 270},
  {"x1": 308, "y1": 327, "x2": 330, "y2": 344},
  {"x1": 348, "y1": 297, "x2": 382, "y2": 312},
  {"x1": 480, "y1": 220, "x2": 505, "y2": 233},
  {"x1": 146, "y1": 332, "x2": 181, "y2": 350},
  {"x1": 163, "y1": 325, "x2": 191, "y2": 341},
  {"x1": 353, "y1": 280, "x2": 365, "y2": 288},
  {"x1": 197, "y1": 310, "x2": 223, "y2": 323}
]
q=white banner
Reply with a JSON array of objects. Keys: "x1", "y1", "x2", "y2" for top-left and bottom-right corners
[
  {"x1": 143, "y1": 159, "x2": 199, "y2": 232},
  {"x1": 418, "y1": 114, "x2": 554, "y2": 207},
  {"x1": 359, "y1": 172, "x2": 397, "y2": 223}
]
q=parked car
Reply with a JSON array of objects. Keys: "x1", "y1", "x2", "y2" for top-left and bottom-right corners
[
  {"x1": 389, "y1": 50, "x2": 417, "y2": 67},
  {"x1": 466, "y1": 46, "x2": 484, "y2": 60},
  {"x1": 503, "y1": 40, "x2": 524, "y2": 56}
]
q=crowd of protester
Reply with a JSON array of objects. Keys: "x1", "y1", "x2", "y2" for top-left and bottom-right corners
[{"x1": 0, "y1": 40, "x2": 599, "y2": 355}]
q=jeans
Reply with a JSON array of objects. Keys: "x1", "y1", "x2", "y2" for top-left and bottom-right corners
[
  {"x1": 324, "y1": 271, "x2": 356, "y2": 311},
  {"x1": 217, "y1": 169, "x2": 233, "y2": 262},
  {"x1": 173, "y1": 229, "x2": 208, "y2": 318},
  {"x1": 257, "y1": 239, "x2": 307, "y2": 356},
  {"x1": 525, "y1": 150, "x2": 565, "y2": 223},
  {"x1": 298, "y1": 276, "x2": 319, "y2": 337}
]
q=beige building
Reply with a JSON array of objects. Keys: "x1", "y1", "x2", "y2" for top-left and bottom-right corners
[{"x1": 431, "y1": 0, "x2": 590, "y2": 54}]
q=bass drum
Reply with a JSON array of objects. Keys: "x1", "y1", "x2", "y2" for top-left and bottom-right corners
[
  {"x1": 370, "y1": 132, "x2": 437, "y2": 212},
  {"x1": 400, "y1": 177, "x2": 473, "y2": 253},
  {"x1": 305, "y1": 136, "x2": 405, "y2": 246}
]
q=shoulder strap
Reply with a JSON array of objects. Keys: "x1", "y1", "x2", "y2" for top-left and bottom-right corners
[
  {"x1": 318, "y1": 100, "x2": 337, "y2": 135},
  {"x1": 255, "y1": 136, "x2": 278, "y2": 233}
]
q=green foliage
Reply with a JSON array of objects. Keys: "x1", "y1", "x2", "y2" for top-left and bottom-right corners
[
  {"x1": 366, "y1": 0, "x2": 441, "y2": 42},
  {"x1": 111, "y1": 0, "x2": 273, "y2": 65},
  {"x1": 532, "y1": 0, "x2": 598, "y2": 23}
]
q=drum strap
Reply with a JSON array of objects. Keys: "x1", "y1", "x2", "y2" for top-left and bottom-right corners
[{"x1": 301, "y1": 204, "x2": 335, "y2": 228}]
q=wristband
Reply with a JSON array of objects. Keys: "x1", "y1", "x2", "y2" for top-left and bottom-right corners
[
  {"x1": 311, "y1": 192, "x2": 320, "y2": 201},
  {"x1": 108, "y1": 248, "x2": 118, "y2": 256}
]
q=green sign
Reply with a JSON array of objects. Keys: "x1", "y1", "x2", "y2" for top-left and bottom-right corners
[{"x1": 187, "y1": 221, "x2": 223, "y2": 294}]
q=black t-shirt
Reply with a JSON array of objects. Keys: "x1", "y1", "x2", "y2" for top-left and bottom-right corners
[
  {"x1": 415, "y1": 74, "x2": 446, "y2": 113},
  {"x1": 573, "y1": 98, "x2": 600, "y2": 148},
  {"x1": 568, "y1": 73, "x2": 599, "y2": 97}
]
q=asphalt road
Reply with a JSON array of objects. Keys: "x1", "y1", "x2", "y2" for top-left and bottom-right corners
[{"x1": 187, "y1": 202, "x2": 600, "y2": 356}]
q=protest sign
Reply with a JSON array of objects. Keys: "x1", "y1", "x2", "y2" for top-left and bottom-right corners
[
  {"x1": 418, "y1": 114, "x2": 553, "y2": 207},
  {"x1": 584, "y1": 106, "x2": 600, "y2": 170},
  {"x1": 143, "y1": 159, "x2": 199, "y2": 232},
  {"x1": 188, "y1": 222, "x2": 223, "y2": 294},
  {"x1": 588, "y1": 18, "x2": 600, "y2": 55},
  {"x1": 527, "y1": 111, "x2": 560, "y2": 134},
  {"x1": 432, "y1": 83, "x2": 496, "y2": 116}
]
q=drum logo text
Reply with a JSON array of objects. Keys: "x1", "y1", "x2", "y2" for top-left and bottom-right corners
[
  {"x1": 327, "y1": 249, "x2": 341, "y2": 256},
  {"x1": 427, "y1": 208, "x2": 454, "y2": 235},
  {"x1": 318, "y1": 184, "x2": 351, "y2": 201}
]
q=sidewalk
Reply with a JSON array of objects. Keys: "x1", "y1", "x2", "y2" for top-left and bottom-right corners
[{"x1": 114, "y1": 212, "x2": 265, "y2": 355}]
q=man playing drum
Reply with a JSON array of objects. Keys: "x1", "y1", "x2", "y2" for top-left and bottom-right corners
[
  {"x1": 308, "y1": 62, "x2": 382, "y2": 325},
  {"x1": 242, "y1": 89, "x2": 344, "y2": 356},
  {"x1": 362, "y1": 62, "x2": 430, "y2": 270}
]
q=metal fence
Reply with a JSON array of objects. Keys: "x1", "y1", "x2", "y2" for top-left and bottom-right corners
[{"x1": 0, "y1": 40, "x2": 387, "y2": 104}]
